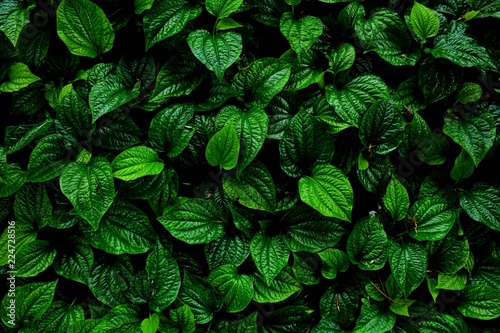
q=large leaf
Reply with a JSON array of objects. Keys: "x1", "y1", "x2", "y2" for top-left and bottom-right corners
[
  {"x1": 407, "y1": 197, "x2": 457, "y2": 241},
  {"x1": 146, "y1": 241, "x2": 181, "y2": 312},
  {"x1": 251, "y1": 268, "x2": 301, "y2": 303},
  {"x1": 279, "y1": 12, "x2": 323, "y2": 54},
  {"x1": 205, "y1": 122, "x2": 240, "y2": 170},
  {"x1": 383, "y1": 177, "x2": 409, "y2": 221},
  {"x1": 459, "y1": 183, "x2": 500, "y2": 231},
  {"x1": 443, "y1": 111, "x2": 496, "y2": 167},
  {"x1": 353, "y1": 303, "x2": 396, "y2": 333},
  {"x1": 0, "y1": 62, "x2": 40, "y2": 93},
  {"x1": 205, "y1": 233, "x2": 250, "y2": 270},
  {"x1": 387, "y1": 241, "x2": 427, "y2": 297},
  {"x1": 27, "y1": 134, "x2": 69, "y2": 182},
  {"x1": 206, "y1": 0, "x2": 243, "y2": 18},
  {"x1": 1, "y1": 7, "x2": 30, "y2": 46},
  {"x1": 410, "y1": 2, "x2": 440, "y2": 40},
  {"x1": 111, "y1": 146, "x2": 164, "y2": 181},
  {"x1": 250, "y1": 231, "x2": 289, "y2": 286},
  {"x1": 143, "y1": 0, "x2": 202, "y2": 50},
  {"x1": 298, "y1": 164, "x2": 353, "y2": 221},
  {"x1": 187, "y1": 30, "x2": 242, "y2": 82},
  {"x1": 426, "y1": 227, "x2": 469, "y2": 274},
  {"x1": 418, "y1": 57, "x2": 463, "y2": 103},
  {"x1": 59, "y1": 156, "x2": 115, "y2": 230},
  {"x1": 30, "y1": 300, "x2": 85, "y2": 333},
  {"x1": 0, "y1": 163, "x2": 26, "y2": 198},
  {"x1": 179, "y1": 271, "x2": 222, "y2": 324},
  {"x1": 347, "y1": 215, "x2": 388, "y2": 270},
  {"x1": 457, "y1": 284, "x2": 500, "y2": 320},
  {"x1": 56, "y1": 0, "x2": 114, "y2": 57},
  {"x1": 14, "y1": 183, "x2": 52, "y2": 227},
  {"x1": 15, "y1": 240, "x2": 57, "y2": 277},
  {"x1": 208, "y1": 264, "x2": 253, "y2": 313},
  {"x1": 53, "y1": 236, "x2": 94, "y2": 284},
  {"x1": 326, "y1": 43, "x2": 356, "y2": 74},
  {"x1": 158, "y1": 198, "x2": 225, "y2": 244}
]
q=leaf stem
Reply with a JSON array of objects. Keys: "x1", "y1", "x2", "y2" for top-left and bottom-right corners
[{"x1": 370, "y1": 281, "x2": 405, "y2": 306}]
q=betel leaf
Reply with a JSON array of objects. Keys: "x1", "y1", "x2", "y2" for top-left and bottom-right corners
[
  {"x1": 317, "y1": 248, "x2": 349, "y2": 279},
  {"x1": 141, "y1": 314, "x2": 160, "y2": 333},
  {"x1": 148, "y1": 104, "x2": 195, "y2": 158},
  {"x1": 298, "y1": 164, "x2": 353, "y2": 221},
  {"x1": 216, "y1": 17, "x2": 244, "y2": 30},
  {"x1": 59, "y1": 156, "x2": 114, "y2": 230},
  {"x1": 460, "y1": 183, "x2": 500, "y2": 231},
  {"x1": 250, "y1": 231, "x2": 289, "y2": 286},
  {"x1": 13, "y1": 183, "x2": 51, "y2": 229},
  {"x1": 383, "y1": 177, "x2": 409, "y2": 221},
  {"x1": 418, "y1": 57, "x2": 463, "y2": 103},
  {"x1": 15, "y1": 240, "x2": 57, "y2": 277},
  {"x1": 208, "y1": 264, "x2": 253, "y2": 313},
  {"x1": 146, "y1": 241, "x2": 181, "y2": 312},
  {"x1": 179, "y1": 271, "x2": 222, "y2": 324},
  {"x1": 111, "y1": 146, "x2": 164, "y2": 181},
  {"x1": 353, "y1": 303, "x2": 396, "y2": 333},
  {"x1": 326, "y1": 43, "x2": 356, "y2": 74},
  {"x1": 261, "y1": 305, "x2": 312, "y2": 332},
  {"x1": 407, "y1": 197, "x2": 457, "y2": 241},
  {"x1": 31, "y1": 300, "x2": 85, "y2": 332},
  {"x1": 456, "y1": 82, "x2": 483, "y2": 104},
  {"x1": 205, "y1": 233, "x2": 250, "y2": 270},
  {"x1": 359, "y1": 100, "x2": 405, "y2": 155},
  {"x1": 280, "y1": 110, "x2": 335, "y2": 178},
  {"x1": 188, "y1": 30, "x2": 242, "y2": 82},
  {"x1": 170, "y1": 304, "x2": 196, "y2": 333},
  {"x1": 0, "y1": 62, "x2": 40, "y2": 93},
  {"x1": 206, "y1": 0, "x2": 243, "y2": 18},
  {"x1": 281, "y1": 49, "x2": 323, "y2": 92},
  {"x1": 206, "y1": 122, "x2": 240, "y2": 170},
  {"x1": 223, "y1": 161, "x2": 276, "y2": 212},
  {"x1": 279, "y1": 12, "x2": 323, "y2": 54},
  {"x1": 251, "y1": 267, "x2": 301, "y2": 303},
  {"x1": 53, "y1": 236, "x2": 94, "y2": 284},
  {"x1": 216, "y1": 106, "x2": 269, "y2": 172},
  {"x1": 443, "y1": 111, "x2": 495, "y2": 167},
  {"x1": 410, "y1": 2, "x2": 440, "y2": 41},
  {"x1": 143, "y1": 0, "x2": 202, "y2": 50},
  {"x1": 418, "y1": 313, "x2": 471, "y2": 333},
  {"x1": 347, "y1": 215, "x2": 388, "y2": 270},
  {"x1": 27, "y1": 134, "x2": 69, "y2": 182},
  {"x1": 457, "y1": 284, "x2": 500, "y2": 320},
  {"x1": 426, "y1": 227, "x2": 469, "y2": 274},
  {"x1": 436, "y1": 271, "x2": 467, "y2": 290},
  {"x1": 56, "y1": 0, "x2": 114, "y2": 58},
  {"x1": 0, "y1": 163, "x2": 26, "y2": 198},
  {"x1": 450, "y1": 149, "x2": 475, "y2": 181},
  {"x1": 134, "y1": 0, "x2": 154, "y2": 14},
  {"x1": 232, "y1": 57, "x2": 291, "y2": 108},
  {"x1": 2, "y1": 7, "x2": 30, "y2": 47},
  {"x1": 158, "y1": 198, "x2": 225, "y2": 244},
  {"x1": 387, "y1": 241, "x2": 427, "y2": 297}
]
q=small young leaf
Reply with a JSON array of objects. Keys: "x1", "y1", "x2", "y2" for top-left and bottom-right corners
[
  {"x1": 205, "y1": 122, "x2": 240, "y2": 170},
  {"x1": 383, "y1": 177, "x2": 409, "y2": 221},
  {"x1": 347, "y1": 215, "x2": 388, "y2": 270},
  {"x1": 279, "y1": 12, "x2": 323, "y2": 54},
  {"x1": 111, "y1": 146, "x2": 164, "y2": 181},
  {"x1": 410, "y1": 2, "x2": 440, "y2": 40}
]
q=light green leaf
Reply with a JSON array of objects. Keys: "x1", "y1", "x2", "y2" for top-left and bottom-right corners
[
  {"x1": 436, "y1": 272, "x2": 467, "y2": 290},
  {"x1": 146, "y1": 241, "x2": 181, "y2": 312},
  {"x1": 59, "y1": 157, "x2": 115, "y2": 230},
  {"x1": 0, "y1": 62, "x2": 40, "y2": 93},
  {"x1": 318, "y1": 248, "x2": 349, "y2": 279},
  {"x1": 158, "y1": 198, "x2": 225, "y2": 244},
  {"x1": 56, "y1": 0, "x2": 114, "y2": 57},
  {"x1": 111, "y1": 146, "x2": 164, "y2": 181},
  {"x1": 408, "y1": 197, "x2": 456, "y2": 241},
  {"x1": 450, "y1": 149, "x2": 475, "y2": 181},
  {"x1": 208, "y1": 264, "x2": 253, "y2": 313},
  {"x1": 250, "y1": 231, "x2": 289, "y2": 286},
  {"x1": 187, "y1": 30, "x2": 242, "y2": 82},
  {"x1": 298, "y1": 164, "x2": 353, "y2": 221},
  {"x1": 216, "y1": 17, "x2": 243, "y2": 30},
  {"x1": 223, "y1": 161, "x2": 276, "y2": 212},
  {"x1": 206, "y1": 0, "x2": 243, "y2": 19},
  {"x1": 170, "y1": 305, "x2": 196, "y2": 333},
  {"x1": 411, "y1": 2, "x2": 440, "y2": 40},
  {"x1": 89, "y1": 75, "x2": 140, "y2": 123},
  {"x1": 443, "y1": 111, "x2": 495, "y2": 167},
  {"x1": 457, "y1": 284, "x2": 500, "y2": 320},
  {"x1": 141, "y1": 314, "x2": 159, "y2": 333},
  {"x1": 251, "y1": 268, "x2": 301, "y2": 303},
  {"x1": 279, "y1": 12, "x2": 323, "y2": 54},
  {"x1": 15, "y1": 240, "x2": 56, "y2": 277},
  {"x1": 347, "y1": 215, "x2": 388, "y2": 270},
  {"x1": 206, "y1": 122, "x2": 240, "y2": 170},
  {"x1": 326, "y1": 43, "x2": 355, "y2": 74},
  {"x1": 460, "y1": 183, "x2": 500, "y2": 231},
  {"x1": 353, "y1": 303, "x2": 396, "y2": 333},
  {"x1": 143, "y1": 0, "x2": 202, "y2": 50},
  {"x1": 134, "y1": 0, "x2": 154, "y2": 14},
  {"x1": 383, "y1": 177, "x2": 409, "y2": 221},
  {"x1": 387, "y1": 241, "x2": 427, "y2": 297},
  {"x1": 457, "y1": 82, "x2": 483, "y2": 104},
  {"x1": 3, "y1": 8, "x2": 30, "y2": 46}
]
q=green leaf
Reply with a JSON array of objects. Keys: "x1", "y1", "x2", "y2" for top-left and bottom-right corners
[
  {"x1": 111, "y1": 146, "x2": 164, "y2": 181},
  {"x1": 0, "y1": 163, "x2": 26, "y2": 198},
  {"x1": 418, "y1": 313, "x2": 471, "y2": 333},
  {"x1": 426, "y1": 22, "x2": 496, "y2": 69},
  {"x1": 450, "y1": 149, "x2": 475, "y2": 181},
  {"x1": 408, "y1": 197, "x2": 457, "y2": 241},
  {"x1": 28, "y1": 300, "x2": 85, "y2": 333},
  {"x1": 206, "y1": 122, "x2": 240, "y2": 170},
  {"x1": 187, "y1": 30, "x2": 242, "y2": 82},
  {"x1": 158, "y1": 198, "x2": 225, "y2": 244},
  {"x1": 206, "y1": 0, "x2": 243, "y2": 18},
  {"x1": 418, "y1": 57, "x2": 463, "y2": 103},
  {"x1": 223, "y1": 161, "x2": 276, "y2": 212},
  {"x1": 179, "y1": 271, "x2": 222, "y2": 324},
  {"x1": 27, "y1": 134, "x2": 69, "y2": 182},
  {"x1": 436, "y1": 271, "x2": 467, "y2": 290},
  {"x1": 170, "y1": 305, "x2": 196, "y2": 333},
  {"x1": 282, "y1": 205, "x2": 347, "y2": 253},
  {"x1": 359, "y1": 100, "x2": 405, "y2": 155},
  {"x1": 134, "y1": 0, "x2": 154, "y2": 14},
  {"x1": 53, "y1": 236, "x2": 93, "y2": 284},
  {"x1": 383, "y1": 177, "x2": 409, "y2": 221},
  {"x1": 325, "y1": 74, "x2": 390, "y2": 127},
  {"x1": 2, "y1": 7, "x2": 30, "y2": 47},
  {"x1": 460, "y1": 183, "x2": 500, "y2": 231},
  {"x1": 280, "y1": 110, "x2": 335, "y2": 178},
  {"x1": 208, "y1": 264, "x2": 253, "y2": 313},
  {"x1": 15, "y1": 240, "x2": 56, "y2": 277},
  {"x1": 216, "y1": 106, "x2": 269, "y2": 172},
  {"x1": 251, "y1": 268, "x2": 301, "y2": 303},
  {"x1": 318, "y1": 248, "x2": 349, "y2": 279},
  {"x1": 232, "y1": 57, "x2": 291, "y2": 108},
  {"x1": 411, "y1": 2, "x2": 440, "y2": 40},
  {"x1": 146, "y1": 241, "x2": 181, "y2": 312},
  {"x1": 141, "y1": 314, "x2": 160, "y2": 333},
  {"x1": 456, "y1": 82, "x2": 483, "y2": 104},
  {"x1": 250, "y1": 231, "x2": 289, "y2": 285},
  {"x1": 0, "y1": 62, "x2": 40, "y2": 93},
  {"x1": 457, "y1": 284, "x2": 500, "y2": 320},
  {"x1": 320, "y1": 286, "x2": 359, "y2": 327},
  {"x1": 205, "y1": 233, "x2": 250, "y2": 270},
  {"x1": 347, "y1": 215, "x2": 388, "y2": 270},
  {"x1": 0, "y1": 280, "x2": 57, "y2": 328},
  {"x1": 326, "y1": 43, "x2": 355, "y2": 74},
  {"x1": 298, "y1": 164, "x2": 354, "y2": 221},
  {"x1": 443, "y1": 111, "x2": 495, "y2": 167},
  {"x1": 426, "y1": 227, "x2": 469, "y2": 274},
  {"x1": 59, "y1": 157, "x2": 115, "y2": 230},
  {"x1": 353, "y1": 303, "x2": 396, "y2": 333},
  {"x1": 387, "y1": 241, "x2": 427, "y2": 297},
  {"x1": 86, "y1": 199, "x2": 156, "y2": 254},
  {"x1": 89, "y1": 75, "x2": 140, "y2": 123},
  {"x1": 149, "y1": 104, "x2": 195, "y2": 158},
  {"x1": 143, "y1": 0, "x2": 202, "y2": 50},
  {"x1": 279, "y1": 12, "x2": 323, "y2": 54},
  {"x1": 216, "y1": 17, "x2": 243, "y2": 30},
  {"x1": 56, "y1": 0, "x2": 114, "y2": 58},
  {"x1": 14, "y1": 183, "x2": 51, "y2": 227}
]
